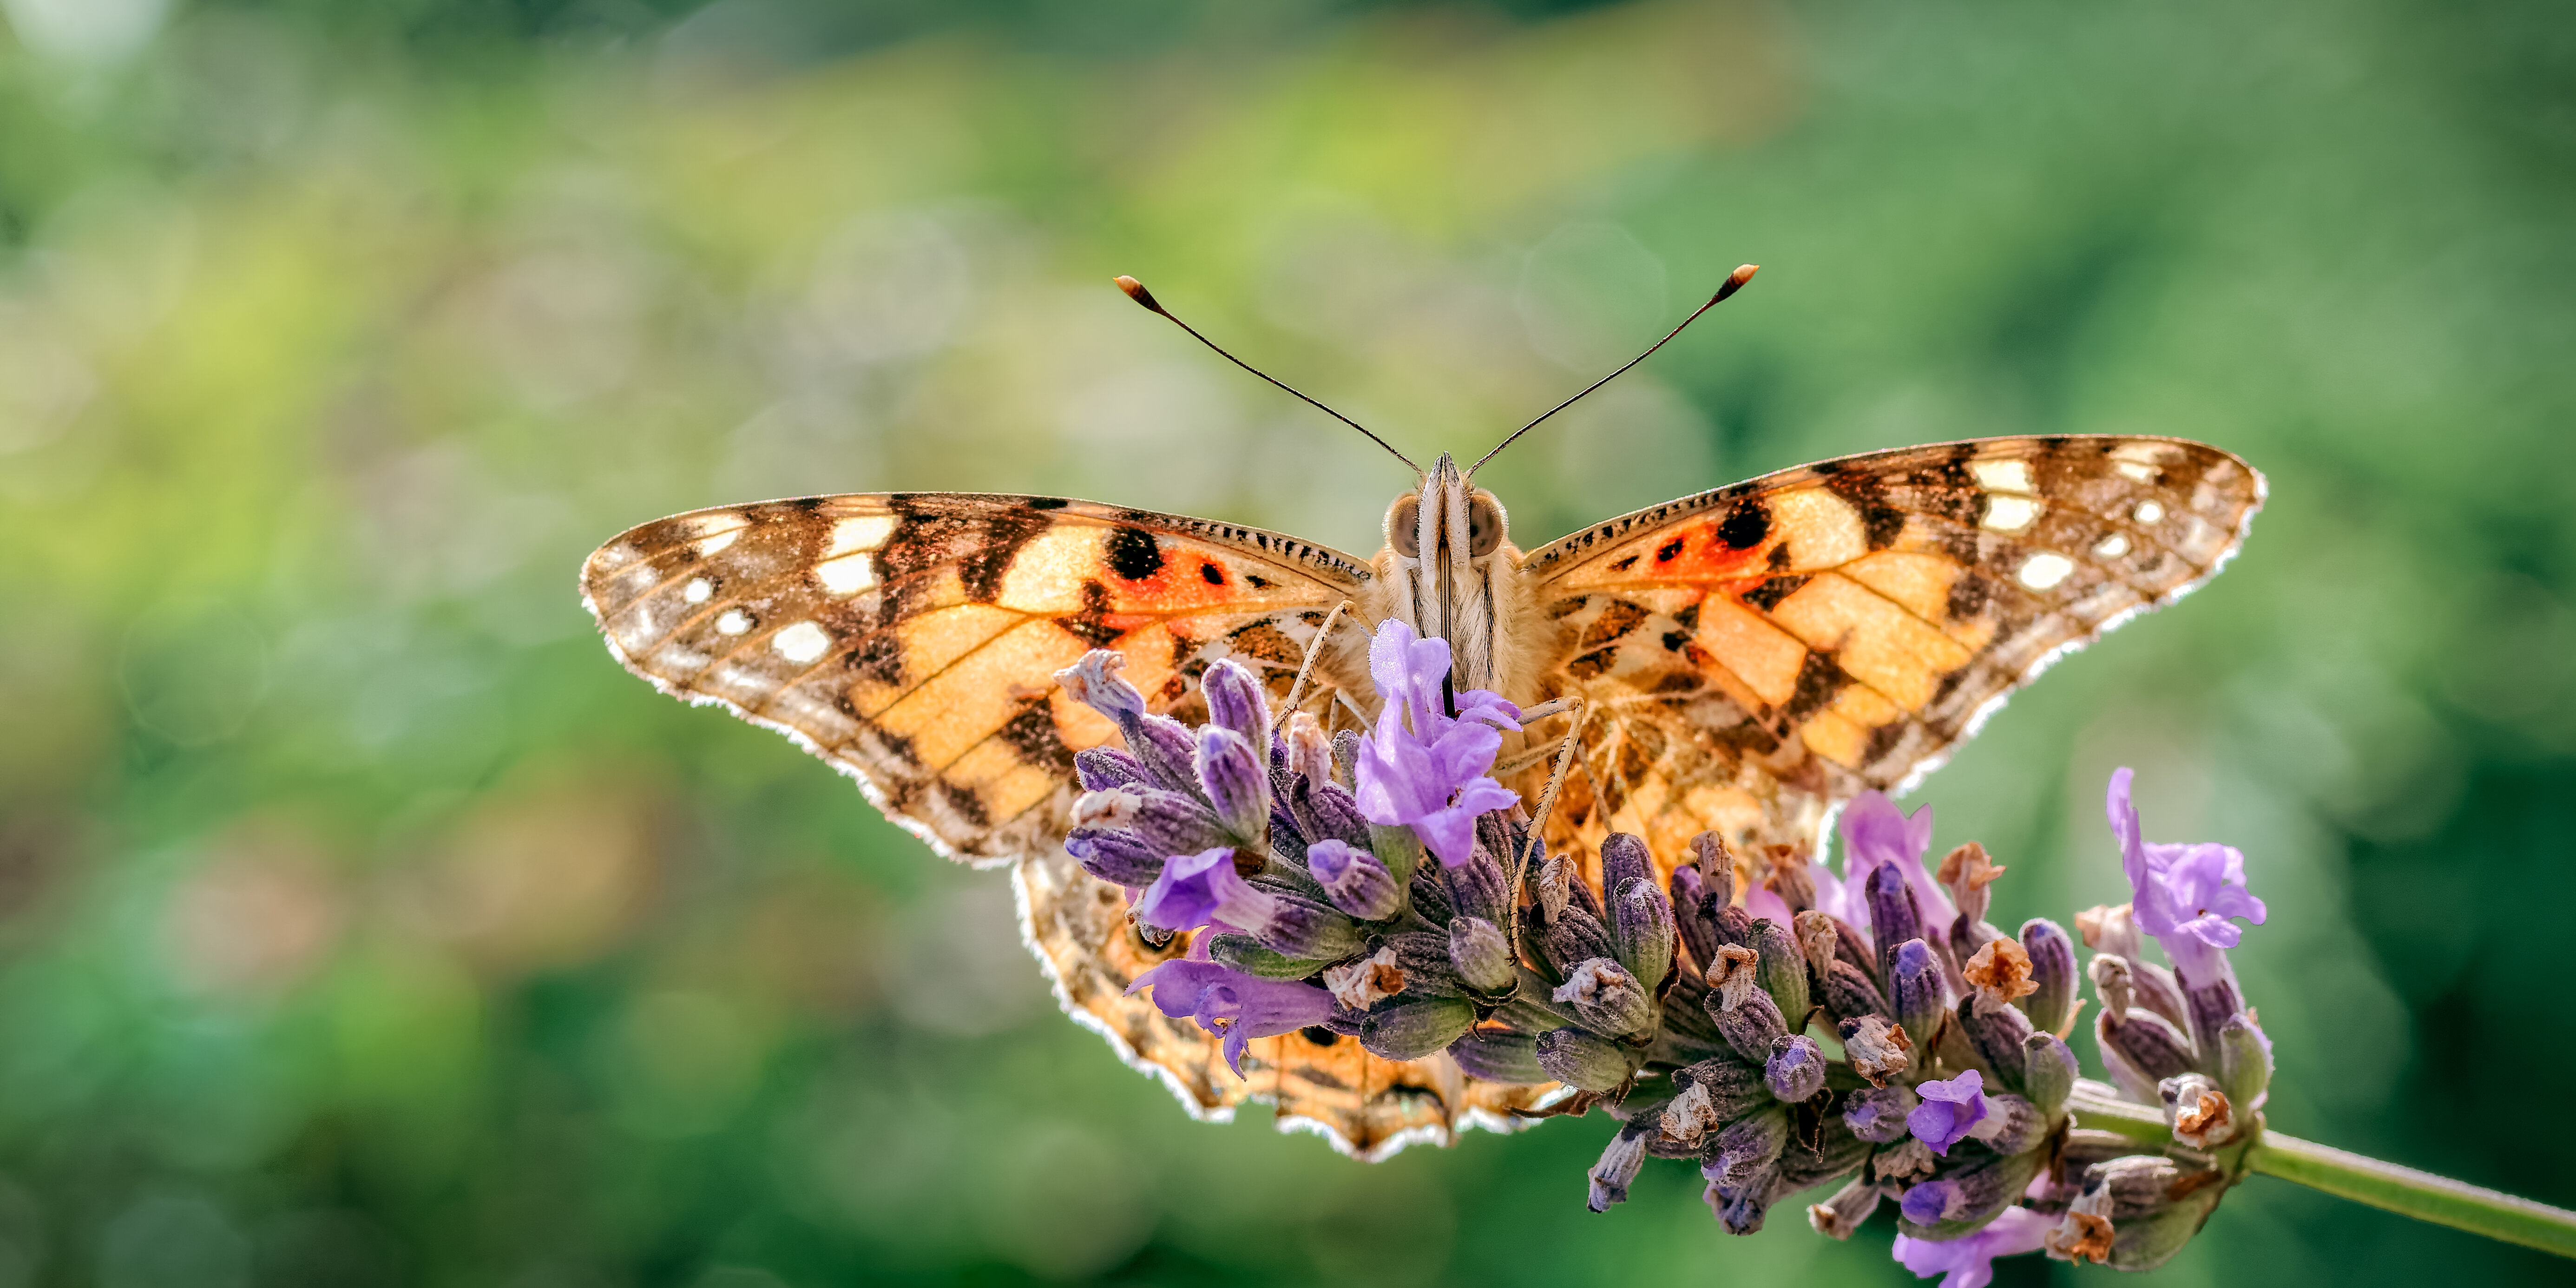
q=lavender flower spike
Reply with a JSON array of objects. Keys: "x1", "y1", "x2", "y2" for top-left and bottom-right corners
[
  {"x1": 1890, "y1": 1205, "x2": 2051, "y2": 1288},
  {"x1": 1907, "y1": 1068, "x2": 1993, "y2": 1157},
  {"x1": 1350, "y1": 620, "x2": 1522, "y2": 867},
  {"x1": 1135, "y1": 847, "x2": 1277, "y2": 934},
  {"x1": 1128, "y1": 959, "x2": 1332, "y2": 1076},
  {"x1": 2105, "y1": 768, "x2": 2267, "y2": 986}
]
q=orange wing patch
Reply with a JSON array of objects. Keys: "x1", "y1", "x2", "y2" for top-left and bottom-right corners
[{"x1": 1520, "y1": 435, "x2": 2262, "y2": 889}]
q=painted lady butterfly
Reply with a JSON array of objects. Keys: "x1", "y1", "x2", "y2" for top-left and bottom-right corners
[{"x1": 578, "y1": 275, "x2": 2262, "y2": 1158}]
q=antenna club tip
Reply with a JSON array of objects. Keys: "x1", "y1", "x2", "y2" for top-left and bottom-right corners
[
  {"x1": 1114, "y1": 275, "x2": 1165, "y2": 313},
  {"x1": 1712, "y1": 263, "x2": 1760, "y2": 302}
]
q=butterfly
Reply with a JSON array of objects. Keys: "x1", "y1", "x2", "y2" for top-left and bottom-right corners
[{"x1": 578, "y1": 270, "x2": 2263, "y2": 1159}]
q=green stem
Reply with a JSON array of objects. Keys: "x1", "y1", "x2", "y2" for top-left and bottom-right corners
[{"x1": 2066, "y1": 1084, "x2": 2576, "y2": 1259}]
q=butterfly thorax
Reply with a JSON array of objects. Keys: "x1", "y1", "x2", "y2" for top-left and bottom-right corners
[{"x1": 1365, "y1": 453, "x2": 1547, "y2": 709}]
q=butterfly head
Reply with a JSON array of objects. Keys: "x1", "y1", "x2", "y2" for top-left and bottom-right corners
[{"x1": 1380, "y1": 453, "x2": 1517, "y2": 694}]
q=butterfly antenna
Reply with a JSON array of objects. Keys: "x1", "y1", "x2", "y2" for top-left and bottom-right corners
[
  {"x1": 1467, "y1": 263, "x2": 1759, "y2": 479},
  {"x1": 1116, "y1": 276, "x2": 1421, "y2": 476}
]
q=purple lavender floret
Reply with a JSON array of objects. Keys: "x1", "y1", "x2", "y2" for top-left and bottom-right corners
[
  {"x1": 1349, "y1": 620, "x2": 1521, "y2": 867},
  {"x1": 1890, "y1": 1205, "x2": 2050, "y2": 1288},
  {"x1": 2106, "y1": 767, "x2": 2267, "y2": 987},
  {"x1": 1128, "y1": 959, "x2": 1332, "y2": 1076},
  {"x1": 1907, "y1": 1068, "x2": 1992, "y2": 1157},
  {"x1": 1135, "y1": 847, "x2": 1277, "y2": 934}
]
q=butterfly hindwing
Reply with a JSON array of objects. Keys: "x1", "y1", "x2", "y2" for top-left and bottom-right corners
[{"x1": 1521, "y1": 435, "x2": 2262, "y2": 871}]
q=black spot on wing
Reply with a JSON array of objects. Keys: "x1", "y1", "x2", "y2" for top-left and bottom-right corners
[
  {"x1": 1656, "y1": 536, "x2": 1686, "y2": 563},
  {"x1": 1108, "y1": 526, "x2": 1167, "y2": 581},
  {"x1": 1741, "y1": 575, "x2": 1809, "y2": 612},
  {"x1": 1566, "y1": 648, "x2": 1618, "y2": 682},
  {"x1": 998, "y1": 697, "x2": 1076, "y2": 773},
  {"x1": 1200, "y1": 561, "x2": 1224, "y2": 585},
  {"x1": 1784, "y1": 651, "x2": 1851, "y2": 719},
  {"x1": 1718, "y1": 499, "x2": 1771, "y2": 551},
  {"x1": 1026, "y1": 496, "x2": 1071, "y2": 510},
  {"x1": 1057, "y1": 580, "x2": 1121, "y2": 647},
  {"x1": 1824, "y1": 473, "x2": 1906, "y2": 552},
  {"x1": 1945, "y1": 573, "x2": 1991, "y2": 622},
  {"x1": 1673, "y1": 601, "x2": 1701, "y2": 632}
]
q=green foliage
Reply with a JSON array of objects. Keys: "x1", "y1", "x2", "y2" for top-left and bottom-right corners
[{"x1": 0, "y1": 0, "x2": 2569, "y2": 1283}]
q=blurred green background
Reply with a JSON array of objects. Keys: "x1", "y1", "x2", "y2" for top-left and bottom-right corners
[{"x1": 1, "y1": 0, "x2": 2570, "y2": 1283}]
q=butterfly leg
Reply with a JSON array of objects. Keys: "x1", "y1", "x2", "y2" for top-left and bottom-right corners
[
  {"x1": 1273, "y1": 599, "x2": 1356, "y2": 732},
  {"x1": 1490, "y1": 697, "x2": 1578, "y2": 778},
  {"x1": 1507, "y1": 695, "x2": 1587, "y2": 941}
]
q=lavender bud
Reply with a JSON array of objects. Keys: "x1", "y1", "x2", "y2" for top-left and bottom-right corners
[
  {"x1": 1820, "y1": 959, "x2": 1893, "y2": 1026},
  {"x1": 2099, "y1": 1008, "x2": 2198, "y2": 1083},
  {"x1": 1125, "y1": 788, "x2": 1231, "y2": 855},
  {"x1": 1330, "y1": 728, "x2": 1362, "y2": 782},
  {"x1": 1807, "y1": 1176, "x2": 1882, "y2": 1240},
  {"x1": 1968, "y1": 1092, "x2": 2046, "y2": 1155},
  {"x1": 1283, "y1": 711, "x2": 1331, "y2": 784},
  {"x1": 1449, "y1": 916, "x2": 1517, "y2": 994},
  {"x1": 1407, "y1": 865, "x2": 1453, "y2": 923},
  {"x1": 1588, "y1": 1121, "x2": 1653, "y2": 1212},
  {"x1": 2018, "y1": 918, "x2": 2079, "y2": 1034},
  {"x1": 1063, "y1": 826, "x2": 1164, "y2": 887},
  {"x1": 1779, "y1": 1113, "x2": 1872, "y2": 1189},
  {"x1": 1709, "y1": 981, "x2": 1790, "y2": 1064},
  {"x1": 1195, "y1": 725, "x2": 1269, "y2": 839},
  {"x1": 1306, "y1": 839, "x2": 1400, "y2": 920},
  {"x1": 1707, "y1": 1171, "x2": 1777, "y2": 1235},
  {"x1": 1671, "y1": 865, "x2": 1722, "y2": 972},
  {"x1": 1953, "y1": 994, "x2": 2037, "y2": 1091},
  {"x1": 1663, "y1": 1059, "x2": 1769, "y2": 1148},
  {"x1": 2023, "y1": 1030, "x2": 2079, "y2": 1115},
  {"x1": 1600, "y1": 833, "x2": 1653, "y2": 896},
  {"x1": 1253, "y1": 895, "x2": 1363, "y2": 961},
  {"x1": 1442, "y1": 843, "x2": 1511, "y2": 926},
  {"x1": 1198, "y1": 658, "x2": 1269, "y2": 747},
  {"x1": 1074, "y1": 746, "x2": 1146, "y2": 791},
  {"x1": 1290, "y1": 777, "x2": 1373, "y2": 852},
  {"x1": 1704, "y1": 1107, "x2": 1791, "y2": 1185},
  {"x1": 2129, "y1": 958, "x2": 2194, "y2": 1030},
  {"x1": 1542, "y1": 906, "x2": 1617, "y2": 978},
  {"x1": 1689, "y1": 831, "x2": 1737, "y2": 903},
  {"x1": 1841, "y1": 1084, "x2": 1919, "y2": 1143},
  {"x1": 1837, "y1": 1014, "x2": 1912, "y2": 1087},
  {"x1": 1610, "y1": 878, "x2": 1678, "y2": 985},
  {"x1": 1765, "y1": 1034, "x2": 1827, "y2": 1102},
  {"x1": 1209, "y1": 934, "x2": 1332, "y2": 979},
  {"x1": 2160, "y1": 1072, "x2": 2238, "y2": 1147},
  {"x1": 2182, "y1": 971, "x2": 2245, "y2": 1065},
  {"x1": 2219, "y1": 1013, "x2": 2273, "y2": 1111},
  {"x1": 1934, "y1": 840, "x2": 2004, "y2": 925},
  {"x1": 1321, "y1": 946, "x2": 1410, "y2": 1008},
  {"x1": 1553, "y1": 958, "x2": 1655, "y2": 1038},
  {"x1": 1380, "y1": 933, "x2": 1467, "y2": 998},
  {"x1": 1864, "y1": 864, "x2": 1922, "y2": 979},
  {"x1": 2085, "y1": 1153, "x2": 2198, "y2": 1220},
  {"x1": 1448, "y1": 1027, "x2": 1548, "y2": 1083},
  {"x1": 2076, "y1": 901, "x2": 2144, "y2": 961},
  {"x1": 1748, "y1": 918, "x2": 1810, "y2": 1024},
  {"x1": 1890, "y1": 938, "x2": 1947, "y2": 1051},
  {"x1": 1357, "y1": 993, "x2": 1478, "y2": 1061},
  {"x1": 1129, "y1": 713, "x2": 1203, "y2": 796},
  {"x1": 1536, "y1": 1027, "x2": 1639, "y2": 1093},
  {"x1": 1896, "y1": 1150, "x2": 2040, "y2": 1233}
]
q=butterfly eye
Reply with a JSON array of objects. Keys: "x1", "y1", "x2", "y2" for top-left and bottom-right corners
[
  {"x1": 1387, "y1": 494, "x2": 1422, "y2": 558},
  {"x1": 1466, "y1": 493, "x2": 1505, "y2": 557}
]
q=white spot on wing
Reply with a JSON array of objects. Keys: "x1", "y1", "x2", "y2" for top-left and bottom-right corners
[
  {"x1": 1981, "y1": 495, "x2": 2042, "y2": 532},
  {"x1": 683, "y1": 577, "x2": 713, "y2": 604},
  {"x1": 2093, "y1": 533, "x2": 2130, "y2": 559},
  {"x1": 1971, "y1": 460, "x2": 2034, "y2": 493},
  {"x1": 827, "y1": 515, "x2": 897, "y2": 557},
  {"x1": 2134, "y1": 500, "x2": 2165, "y2": 525},
  {"x1": 772, "y1": 620, "x2": 831, "y2": 664},
  {"x1": 716, "y1": 609, "x2": 753, "y2": 636},
  {"x1": 816, "y1": 554, "x2": 877, "y2": 595},
  {"x1": 2017, "y1": 552, "x2": 2076, "y2": 590},
  {"x1": 2115, "y1": 460, "x2": 2159, "y2": 482},
  {"x1": 699, "y1": 529, "x2": 741, "y2": 556}
]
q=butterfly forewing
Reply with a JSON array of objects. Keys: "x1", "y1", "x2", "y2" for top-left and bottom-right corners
[
  {"x1": 1521, "y1": 435, "x2": 2261, "y2": 872},
  {"x1": 582, "y1": 493, "x2": 1370, "y2": 864}
]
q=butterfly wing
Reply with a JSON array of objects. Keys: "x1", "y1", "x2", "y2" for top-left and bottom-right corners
[
  {"x1": 1519, "y1": 434, "x2": 2263, "y2": 870},
  {"x1": 580, "y1": 492, "x2": 1544, "y2": 1153}
]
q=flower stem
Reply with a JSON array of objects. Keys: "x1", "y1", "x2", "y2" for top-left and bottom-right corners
[{"x1": 2067, "y1": 1083, "x2": 2576, "y2": 1259}]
